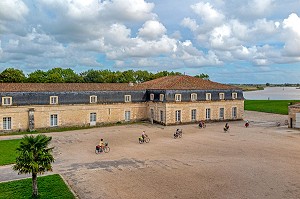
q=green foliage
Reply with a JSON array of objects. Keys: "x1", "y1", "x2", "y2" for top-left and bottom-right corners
[
  {"x1": 0, "y1": 174, "x2": 75, "y2": 199},
  {"x1": 0, "y1": 68, "x2": 26, "y2": 83},
  {"x1": 0, "y1": 139, "x2": 21, "y2": 166},
  {"x1": 13, "y1": 134, "x2": 54, "y2": 175},
  {"x1": 13, "y1": 134, "x2": 55, "y2": 197},
  {"x1": 0, "y1": 67, "x2": 209, "y2": 83},
  {"x1": 195, "y1": 73, "x2": 210, "y2": 80},
  {"x1": 244, "y1": 100, "x2": 300, "y2": 115}
]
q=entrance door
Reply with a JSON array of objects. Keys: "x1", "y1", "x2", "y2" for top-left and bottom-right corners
[{"x1": 295, "y1": 113, "x2": 300, "y2": 128}]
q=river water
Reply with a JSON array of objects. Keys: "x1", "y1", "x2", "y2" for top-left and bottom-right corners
[{"x1": 243, "y1": 87, "x2": 300, "y2": 100}]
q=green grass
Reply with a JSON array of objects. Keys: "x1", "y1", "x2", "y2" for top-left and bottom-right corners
[
  {"x1": 0, "y1": 174, "x2": 75, "y2": 199},
  {"x1": 244, "y1": 100, "x2": 300, "y2": 115},
  {"x1": 0, "y1": 139, "x2": 21, "y2": 165}
]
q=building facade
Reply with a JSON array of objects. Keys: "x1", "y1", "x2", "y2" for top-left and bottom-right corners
[
  {"x1": 0, "y1": 75, "x2": 244, "y2": 132},
  {"x1": 288, "y1": 103, "x2": 300, "y2": 128}
]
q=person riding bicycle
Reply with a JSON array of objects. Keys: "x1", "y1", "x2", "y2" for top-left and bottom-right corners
[
  {"x1": 97, "y1": 138, "x2": 104, "y2": 152},
  {"x1": 245, "y1": 120, "x2": 249, "y2": 127},
  {"x1": 142, "y1": 131, "x2": 146, "y2": 142},
  {"x1": 175, "y1": 129, "x2": 180, "y2": 136},
  {"x1": 224, "y1": 123, "x2": 229, "y2": 131}
]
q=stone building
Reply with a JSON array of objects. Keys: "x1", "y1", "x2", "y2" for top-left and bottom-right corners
[
  {"x1": 288, "y1": 103, "x2": 300, "y2": 128},
  {"x1": 0, "y1": 75, "x2": 244, "y2": 132}
]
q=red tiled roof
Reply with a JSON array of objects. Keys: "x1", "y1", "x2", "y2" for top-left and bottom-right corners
[
  {"x1": 0, "y1": 75, "x2": 240, "y2": 92},
  {"x1": 0, "y1": 83, "x2": 143, "y2": 92},
  {"x1": 138, "y1": 75, "x2": 239, "y2": 90}
]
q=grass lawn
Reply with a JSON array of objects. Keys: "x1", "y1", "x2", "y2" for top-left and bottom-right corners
[
  {"x1": 0, "y1": 139, "x2": 21, "y2": 166},
  {"x1": 0, "y1": 174, "x2": 75, "y2": 199},
  {"x1": 244, "y1": 100, "x2": 300, "y2": 115}
]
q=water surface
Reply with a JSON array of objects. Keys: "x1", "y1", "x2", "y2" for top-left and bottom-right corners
[{"x1": 243, "y1": 87, "x2": 300, "y2": 100}]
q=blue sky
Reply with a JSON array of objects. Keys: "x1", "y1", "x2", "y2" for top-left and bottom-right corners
[{"x1": 0, "y1": 0, "x2": 299, "y2": 84}]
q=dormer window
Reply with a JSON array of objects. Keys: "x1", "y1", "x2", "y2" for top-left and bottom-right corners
[
  {"x1": 125, "y1": 95, "x2": 131, "y2": 102},
  {"x1": 219, "y1": 93, "x2": 224, "y2": 100},
  {"x1": 50, "y1": 96, "x2": 58, "y2": 104},
  {"x1": 232, "y1": 92, "x2": 237, "y2": 99},
  {"x1": 2, "y1": 97, "x2": 12, "y2": 105},
  {"x1": 175, "y1": 94, "x2": 181, "y2": 102},
  {"x1": 90, "y1": 95, "x2": 97, "y2": 103},
  {"x1": 160, "y1": 94, "x2": 164, "y2": 101},
  {"x1": 206, "y1": 93, "x2": 211, "y2": 100},
  {"x1": 191, "y1": 93, "x2": 197, "y2": 101},
  {"x1": 150, "y1": 93, "x2": 154, "y2": 101}
]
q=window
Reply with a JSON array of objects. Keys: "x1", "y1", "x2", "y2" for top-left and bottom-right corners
[
  {"x1": 159, "y1": 94, "x2": 164, "y2": 102},
  {"x1": 175, "y1": 110, "x2": 181, "y2": 122},
  {"x1": 3, "y1": 117, "x2": 11, "y2": 130},
  {"x1": 50, "y1": 114, "x2": 58, "y2": 127},
  {"x1": 175, "y1": 94, "x2": 181, "y2": 102},
  {"x1": 2, "y1": 97, "x2": 12, "y2": 105},
  {"x1": 150, "y1": 93, "x2": 154, "y2": 101},
  {"x1": 232, "y1": 107, "x2": 237, "y2": 119},
  {"x1": 125, "y1": 111, "x2": 131, "y2": 121},
  {"x1": 150, "y1": 109, "x2": 154, "y2": 119},
  {"x1": 206, "y1": 108, "x2": 211, "y2": 120},
  {"x1": 125, "y1": 95, "x2": 131, "y2": 102},
  {"x1": 219, "y1": 108, "x2": 224, "y2": 119},
  {"x1": 50, "y1": 96, "x2": 58, "y2": 104},
  {"x1": 219, "y1": 93, "x2": 224, "y2": 100},
  {"x1": 206, "y1": 93, "x2": 211, "y2": 100},
  {"x1": 191, "y1": 93, "x2": 197, "y2": 101},
  {"x1": 232, "y1": 92, "x2": 238, "y2": 99},
  {"x1": 191, "y1": 109, "x2": 196, "y2": 121},
  {"x1": 90, "y1": 95, "x2": 97, "y2": 103},
  {"x1": 160, "y1": 110, "x2": 164, "y2": 122},
  {"x1": 90, "y1": 113, "x2": 97, "y2": 122}
]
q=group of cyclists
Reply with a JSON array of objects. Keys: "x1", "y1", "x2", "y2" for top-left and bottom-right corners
[{"x1": 96, "y1": 120, "x2": 252, "y2": 153}]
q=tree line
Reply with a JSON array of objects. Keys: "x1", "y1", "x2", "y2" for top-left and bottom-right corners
[{"x1": 0, "y1": 67, "x2": 209, "y2": 83}]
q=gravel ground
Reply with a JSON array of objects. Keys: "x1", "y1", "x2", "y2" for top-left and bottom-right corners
[{"x1": 1, "y1": 111, "x2": 300, "y2": 199}]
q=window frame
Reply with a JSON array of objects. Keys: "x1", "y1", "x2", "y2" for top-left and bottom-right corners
[
  {"x1": 150, "y1": 93, "x2": 154, "y2": 101},
  {"x1": 3, "y1": 117, "x2": 12, "y2": 130},
  {"x1": 90, "y1": 112, "x2": 97, "y2": 123},
  {"x1": 50, "y1": 114, "x2": 58, "y2": 127},
  {"x1": 175, "y1": 94, "x2": 182, "y2": 102},
  {"x1": 160, "y1": 110, "x2": 164, "y2": 122},
  {"x1": 232, "y1": 107, "x2": 237, "y2": 119},
  {"x1": 191, "y1": 109, "x2": 197, "y2": 121},
  {"x1": 219, "y1": 93, "x2": 225, "y2": 100},
  {"x1": 125, "y1": 111, "x2": 131, "y2": 121},
  {"x1": 50, "y1": 96, "x2": 58, "y2": 105},
  {"x1": 159, "y1": 94, "x2": 164, "y2": 102},
  {"x1": 90, "y1": 95, "x2": 97, "y2": 103},
  {"x1": 2, "y1": 97, "x2": 12, "y2": 106},
  {"x1": 206, "y1": 93, "x2": 211, "y2": 101},
  {"x1": 191, "y1": 93, "x2": 197, "y2": 101},
  {"x1": 206, "y1": 108, "x2": 211, "y2": 120},
  {"x1": 232, "y1": 92, "x2": 238, "y2": 99},
  {"x1": 124, "y1": 95, "x2": 131, "y2": 102},
  {"x1": 219, "y1": 108, "x2": 224, "y2": 119},
  {"x1": 175, "y1": 110, "x2": 181, "y2": 122}
]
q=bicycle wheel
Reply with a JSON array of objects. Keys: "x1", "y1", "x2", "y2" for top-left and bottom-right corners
[
  {"x1": 95, "y1": 149, "x2": 99, "y2": 154},
  {"x1": 104, "y1": 146, "x2": 110, "y2": 153},
  {"x1": 145, "y1": 137, "x2": 150, "y2": 143}
]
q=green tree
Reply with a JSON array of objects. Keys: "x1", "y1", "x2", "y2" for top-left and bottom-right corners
[
  {"x1": 0, "y1": 68, "x2": 26, "y2": 83},
  {"x1": 195, "y1": 73, "x2": 210, "y2": 80},
  {"x1": 13, "y1": 134, "x2": 55, "y2": 198},
  {"x1": 27, "y1": 70, "x2": 48, "y2": 83}
]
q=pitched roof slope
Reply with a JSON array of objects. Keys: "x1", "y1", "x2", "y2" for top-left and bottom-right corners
[
  {"x1": 138, "y1": 75, "x2": 239, "y2": 90},
  {"x1": 0, "y1": 83, "x2": 143, "y2": 92}
]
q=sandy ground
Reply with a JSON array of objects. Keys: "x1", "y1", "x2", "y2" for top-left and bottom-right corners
[{"x1": 1, "y1": 111, "x2": 300, "y2": 199}]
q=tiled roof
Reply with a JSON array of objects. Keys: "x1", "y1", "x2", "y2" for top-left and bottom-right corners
[
  {"x1": 0, "y1": 75, "x2": 240, "y2": 92},
  {"x1": 138, "y1": 75, "x2": 239, "y2": 90},
  {"x1": 0, "y1": 83, "x2": 143, "y2": 92}
]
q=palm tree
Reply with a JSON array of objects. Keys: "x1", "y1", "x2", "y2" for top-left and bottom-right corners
[{"x1": 13, "y1": 134, "x2": 55, "y2": 198}]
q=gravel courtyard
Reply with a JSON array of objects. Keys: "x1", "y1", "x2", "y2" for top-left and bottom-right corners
[{"x1": 1, "y1": 111, "x2": 300, "y2": 199}]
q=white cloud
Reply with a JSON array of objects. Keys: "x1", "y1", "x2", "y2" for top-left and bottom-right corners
[
  {"x1": 191, "y1": 2, "x2": 224, "y2": 25},
  {"x1": 181, "y1": 18, "x2": 199, "y2": 32},
  {"x1": 0, "y1": 0, "x2": 28, "y2": 21},
  {"x1": 282, "y1": 13, "x2": 300, "y2": 57},
  {"x1": 138, "y1": 20, "x2": 167, "y2": 40}
]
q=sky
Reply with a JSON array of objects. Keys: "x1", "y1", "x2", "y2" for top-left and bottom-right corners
[{"x1": 0, "y1": 0, "x2": 300, "y2": 84}]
